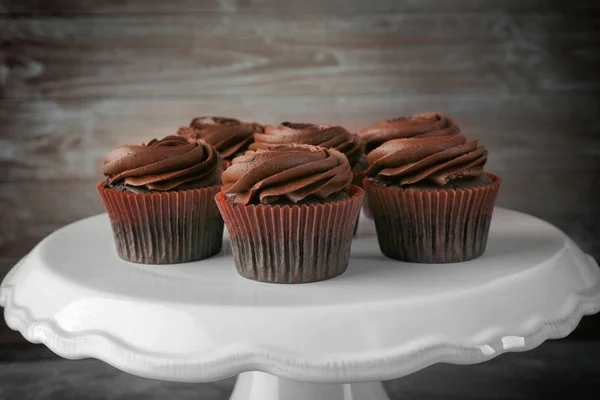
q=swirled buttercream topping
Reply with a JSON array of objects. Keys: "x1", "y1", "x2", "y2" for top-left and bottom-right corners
[
  {"x1": 360, "y1": 112, "x2": 459, "y2": 154},
  {"x1": 251, "y1": 122, "x2": 363, "y2": 167},
  {"x1": 178, "y1": 116, "x2": 263, "y2": 161},
  {"x1": 103, "y1": 135, "x2": 221, "y2": 191},
  {"x1": 222, "y1": 144, "x2": 353, "y2": 205},
  {"x1": 365, "y1": 133, "x2": 488, "y2": 187}
]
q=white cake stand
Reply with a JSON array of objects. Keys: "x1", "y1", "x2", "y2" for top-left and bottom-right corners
[{"x1": 2, "y1": 208, "x2": 600, "y2": 400}]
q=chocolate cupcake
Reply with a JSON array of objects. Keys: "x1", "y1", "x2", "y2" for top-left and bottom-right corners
[
  {"x1": 215, "y1": 144, "x2": 364, "y2": 284},
  {"x1": 251, "y1": 122, "x2": 364, "y2": 184},
  {"x1": 363, "y1": 120, "x2": 501, "y2": 263},
  {"x1": 178, "y1": 116, "x2": 263, "y2": 168},
  {"x1": 97, "y1": 135, "x2": 224, "y2": 264},
  {"x1": 360, "y1": 112, "x2": 459, "y2": 154},
  {"x1": 251, "y1": 122, "x2": 365, "y2": 233},
  {"x1": 359, "y1": 113, "x2": 460, "y2": 219}
]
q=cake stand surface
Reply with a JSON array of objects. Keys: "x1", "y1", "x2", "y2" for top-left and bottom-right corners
[{"x1": 2, "y1": 208, "x2": 600, "y2": 400}]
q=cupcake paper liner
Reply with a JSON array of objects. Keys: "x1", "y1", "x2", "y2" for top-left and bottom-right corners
[
  {"x1": 215, "y1": 185, "x2": 364, "y2": 284},
  {"x1": 97, "y1": 182, "x2": 224, "y2": 264},
  {"x1": 364, "y1": 173, "x2": 501, "y2": 263}
]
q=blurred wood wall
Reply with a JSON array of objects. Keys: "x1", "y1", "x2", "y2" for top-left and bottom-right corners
[{"x1": 1, "y1": 0, "x2": 599, "y2": 343}]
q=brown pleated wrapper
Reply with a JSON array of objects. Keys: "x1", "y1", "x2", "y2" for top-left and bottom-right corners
[
  {"x1": 97, "y1": 182, "x2": 224, "y2": 264},
  {"x1": 364, "y1": 173, "x2": 501, "y2": 263},
  {"x1": 215, "y1": 185, "x2": 364, "y2": 284}
]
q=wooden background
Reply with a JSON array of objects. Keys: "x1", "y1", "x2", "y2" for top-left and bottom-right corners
[{"x1": 1, "y1": 0, "x2": 599, "y2": 344}]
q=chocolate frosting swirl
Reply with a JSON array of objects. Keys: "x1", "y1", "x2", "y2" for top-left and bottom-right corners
[
  {"x1": 250, "y1": 122, "x2": 363, "y2": 167},
  {"x1": 222, "y1": 144, "x2": 353, "y2": 205},
  {"x1": 365, "y1": 133, "x2": 488, "y2": 186},
  {"x1": 360, "y1": 113, "x2": 459, "y2": 154},
  {"x1": 178, "y1": 116, "x2": 263, "y2": 161},
  {"x1": 103, "y1": 135, "x2": 221, "y2": 191}
]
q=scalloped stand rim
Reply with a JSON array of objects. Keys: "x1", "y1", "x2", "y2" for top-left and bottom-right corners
[{"x1": 2, "y1": 208, "x2": 600, "y2": 400}]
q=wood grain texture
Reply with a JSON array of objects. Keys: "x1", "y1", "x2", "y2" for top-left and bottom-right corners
[
  {"x1": 3, "y1": 0, "x2": 600, "y2": 15},
  {"x1": 0, "y1": 181, "x2": 104, "y2": 260},
  {"x1": 0, "y1": 325, "x2": 23, "y2": 346},
  {"x1": 0, "y1": 261, "x2": 23, "y2": 345},
  {"x1": 2, "y1": 12, "x2": 599, "y2": 98},
  {"x1": 1, "y1": 93, "x2": 599, "y2": 180},
  {"x1": 1, "y1": 93, "x2": 599, "y2": 259}
]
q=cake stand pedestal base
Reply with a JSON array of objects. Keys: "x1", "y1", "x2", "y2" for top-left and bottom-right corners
[{"x1": 230, "y1": 372, "x2": 389, "y2": 400}]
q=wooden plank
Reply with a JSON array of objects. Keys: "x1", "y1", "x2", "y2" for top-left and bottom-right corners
[
  {"x1": 570, "y1": 313, "x2": 600, "y2": 341},
  {"x1": 2, "y1": 93, "x2": 599, "y2": 180},
  {"x1": 0, "y1": 261, "x2": 28, "y2": 346},
  {"x1": 0, "y1": 261, "x2": 13, "y2": 279},
  {"x1": 0, "y1": 180, "x2": 104, "y2": 260},
  {"x1": 1, "y1": 341, "x2": 600, "y2": 398},
  {"x1": 0, "y1": 324, "x2": 25, "y2": 346},
  {"x1": 3, "y1": 0, "x2": 600, "y2": 15},
  {"x1": 3, "y1": 13, "x2": 600, "y2": 98},
  {"x1": 0, "y1": 345, "x2": 58, "y2": 361}
]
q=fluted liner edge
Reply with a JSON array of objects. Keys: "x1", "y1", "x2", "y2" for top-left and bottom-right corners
[
  {"x1": 215, "y1": 185, "x2": 364, "y2": 284},
  {"x1": 97, "y1": 182, "x2": 224, "y2": 264},
  {"x1": 364, "y1": 173, "x2": 501, "y2": 263}
]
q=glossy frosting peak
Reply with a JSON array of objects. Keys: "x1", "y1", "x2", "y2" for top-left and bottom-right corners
[
  {"x1": 360, "y1": 112, "x2": 459, "y2": 154},
  {"x1": 222, "y1": 144, "x2": 353, "y2": 205},
  {"x1": 103, "y1": 135, "x2": 221, "y2": 191},
  {"x1": 365, "y1": 133, "x2": 488, "y2": 186},
  {"x1": 178, "y1": 116, "x2": 263, "y2": 160},
  {"x1": 251, "y1": 122, "x2": 363, "y2": 167}
]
